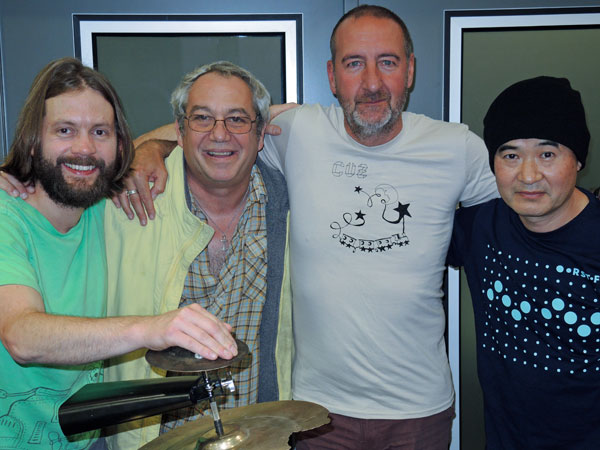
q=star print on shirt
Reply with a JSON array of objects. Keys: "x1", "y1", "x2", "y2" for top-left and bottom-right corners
[
  {"x1": 330, "y1": 184, "x2": 412, "y2": 253},
  {"x1": 383, "y1": 202, "x2": 411, "y2": 224},
  {"x1": 395, "y1": 202, "x2": 411, "y2": 219}
]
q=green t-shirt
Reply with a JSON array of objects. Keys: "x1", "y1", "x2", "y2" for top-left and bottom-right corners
[{"x1": 0, "y1": 191, "x2": 106, "y2": 450}]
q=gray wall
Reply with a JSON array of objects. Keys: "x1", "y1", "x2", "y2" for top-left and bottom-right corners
[
  {"x1": 459, "y1": 24, "x2": 600, "y2": 449},
  {"x1": 462, "y1": 27, "x2": 600, "y2": 192},
  {"x1": 1, "y1": 1, "x2": 599, "y2": 449},
  {"x1": 4, "y1": 0, "x2": 600, "y2": 155},
  {"x1": 0, "y1": 0, "x2": 342, "y2": 155},
  {"x1": 95, "y1": 34, "x2": 287, "y2": 138}
]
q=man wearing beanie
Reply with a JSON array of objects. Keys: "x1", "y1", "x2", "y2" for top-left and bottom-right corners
[{"x1": 447, "y1": 76, "x2": 600, "y2": 449}]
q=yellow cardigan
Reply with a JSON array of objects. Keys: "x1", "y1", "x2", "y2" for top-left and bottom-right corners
[{"x1": 103, "y1": 147, "x2": 292, "y2": 449}]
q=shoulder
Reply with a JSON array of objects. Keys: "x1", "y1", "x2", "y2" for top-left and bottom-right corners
[
  {"x1": 400, "y1": 113, "x2": 484, "y2": 157},
  {"x1": 85, "y1": 199, "x2": 106, "y2": 220},
  {"x1": 257, "y1": 158, "x2": 284, "y2": 184},
  {"x1": 274, "y1": 103, "x2": 342, "y2": 128},
  {"x1": 284, "y1": 103, "x2": 333, "y2": 117},
  {"x1": 78, "y1": 200, "x2": 107, "y2": 237},
  {"x1": 451, "y1": 198, "x2": 505, "y2": 261},
  {"x1": 455, "y1": 198, "x2": 502, "y2": 229},
  {"x1": 0, "y1": 191, "x2": 33, "y2": 231},
  {"x1": 0, "y1": 190, "x2": 22, "y2": 214},
  {"x1": 0, "y1": 194, "x2": 34, "y2": 261},
  {"x1": 587, "y1": 187, "x2": 600, "y2": 205},
  {"x1": 165, "y1": 145, "x2": 184, "y2": 169},
  {"x1": 580, "y1": 188, "x2": 600, "y2": 219},
  {"x1": 256, "y1": 160, "x2": 288, "y2": 201},
  {"x1": 155, "y1": 146, "x2": 186, "y2": 210},
  {"x1": 403, "y1": 112, "x2": 470, "y2": 136}
]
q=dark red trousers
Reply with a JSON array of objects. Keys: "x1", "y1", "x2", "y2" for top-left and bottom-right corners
[{"x1": 295, "y1": 406, "x2": 455, "y2": 450}]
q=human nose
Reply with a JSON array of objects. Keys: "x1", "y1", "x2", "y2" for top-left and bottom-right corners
[
  {"x1": 362, "y1": 63, "x2": 383, "y2": 92},
  {"x1": 209, "y1": 119, "x2": 231, "y2": 141},
  {"x1": 71, "y1": 132, "x2": 96, "y2": 155},
  {"x1": 517, "y1": 157, "x2": 542, "y2": 184}
]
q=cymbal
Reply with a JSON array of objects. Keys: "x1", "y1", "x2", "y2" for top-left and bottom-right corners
[
  {"x1": 145, "y1": 339, "x2": 249, "y2": 372},
  {"x1": 140, "y1": 400, "x2": 329, "y2": 450}
]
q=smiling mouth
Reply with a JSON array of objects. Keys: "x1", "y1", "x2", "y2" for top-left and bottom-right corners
[
  {"x1": 206, "y1": 150, "x2": 235, "y2": 157},
  {"x1": 63, "y1": 162, "x2": 97, "y2": 174}
]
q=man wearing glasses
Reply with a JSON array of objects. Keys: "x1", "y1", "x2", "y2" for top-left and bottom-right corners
[{"x1": 102, "y1": 61, "x2": 292, "y2": 448}]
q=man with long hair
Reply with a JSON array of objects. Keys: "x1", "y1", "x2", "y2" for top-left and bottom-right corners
[{"x1": 0, "y1": 58, "x2": 235, "y2": 449}]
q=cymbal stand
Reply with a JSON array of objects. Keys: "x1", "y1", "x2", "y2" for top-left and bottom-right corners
[{"x1": 200, "y1": 370, "x2": 234, "y2": 437}]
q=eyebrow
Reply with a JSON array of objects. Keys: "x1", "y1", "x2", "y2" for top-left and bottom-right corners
[
  {"x1": 537, "y1": 140, "x2": 559, "y2": 147},
  {"x1": 340, "y1": 55, "x2": 365, "y2": 63},
  {"x1": 188, "y1": 105, "x2": 251, "y2": 116},
  {"x1": 497, "y1": 144, "x2": 516, "y2": 152},
  {"x1": 497, "y1": 140, "x2": 560, "y2": 152},
  {"x1": 50, "y1": 119, "x2": 114, "y2": 128},
  {"x1": 378, "y1": 53, "x2": 401, "y2": 60},
  {"x1": 50, "y1": 119, "x2": 78, "y2": 126},
  {"x1": 340, "y1": 53, "x2": 401, "y2": 63}
]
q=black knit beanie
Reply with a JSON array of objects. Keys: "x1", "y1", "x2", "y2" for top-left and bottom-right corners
[{"x1": 483, "y1": 76, "x2": 590, "y2": 173}]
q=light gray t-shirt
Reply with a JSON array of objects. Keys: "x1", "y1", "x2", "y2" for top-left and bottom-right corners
[{"x1": 262, "y1": 104, "x2": 497, "y2": 419}]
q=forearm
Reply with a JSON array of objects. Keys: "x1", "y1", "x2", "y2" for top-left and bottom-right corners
[
  {"x1": 136, "y1": 139, "x2": 177, "y2": 159},
  {"x1": 3, "y1": 312, "x2": 153, "y2": 365},
  {"x1": 1, "y1": 284, "x2": 237, "y2": 365},
  {"x1": 133, "y1": 123, "x2": 178, "y2": 148}
]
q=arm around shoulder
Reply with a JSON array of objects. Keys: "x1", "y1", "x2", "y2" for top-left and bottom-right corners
[
  {"x1": 261, "y1": 104, "x2": 303, "y2": 174},
  {"x1": 113, "y1": 137, "x2": 178, "y2": 225},
  {"x1": 133, "y1": 123, "x2": 178, "y2": 148}
]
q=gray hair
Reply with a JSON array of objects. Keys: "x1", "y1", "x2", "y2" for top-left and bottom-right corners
[{"x1": 171, "y1": 61, "x2": 271, "y2": 136}]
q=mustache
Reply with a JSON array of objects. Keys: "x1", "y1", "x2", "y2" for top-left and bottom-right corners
[
  {"x1": 355, "y1": 90, "x2": 391, "y2": 103},
  {"x1": 56, "y1": 155, "x2": 106, "y2": 169}
]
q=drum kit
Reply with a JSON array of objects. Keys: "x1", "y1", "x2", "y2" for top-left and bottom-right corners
[{"x1": 58, "y1": 341, "x2": 328, "y2": 449}]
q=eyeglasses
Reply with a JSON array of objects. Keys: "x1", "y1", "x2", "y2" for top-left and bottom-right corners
[{"x1": 185, "y1": 114, "x2": 257, "y2": 134}]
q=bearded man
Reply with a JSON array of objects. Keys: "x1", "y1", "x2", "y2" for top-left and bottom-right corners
[
  {"x1": 256, "y1": 6, "x2": 498, "y2": 448},
  {"x1": 90, "y1": 5, "x2": 499, "y2": 448},
  {"x1": 0, "y1": 57, "x2": 235, "y2": 450}
]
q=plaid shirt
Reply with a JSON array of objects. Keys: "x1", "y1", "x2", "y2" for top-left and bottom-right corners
[{"x1": 161, "y1": 165, "x2": 268, "y2": 432}]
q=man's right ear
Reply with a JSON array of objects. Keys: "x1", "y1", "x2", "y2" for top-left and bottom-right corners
[
  {"x1": 327, "y1": 60, "x2": 337, "y2": 98},
  {"x1": 175, "y1": 120, "x2": 184, "y2": 147}
]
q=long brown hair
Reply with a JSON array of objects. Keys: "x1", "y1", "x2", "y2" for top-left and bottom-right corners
[{"x1": 1, "y1": 57, "x2": 134, "y2": 195}]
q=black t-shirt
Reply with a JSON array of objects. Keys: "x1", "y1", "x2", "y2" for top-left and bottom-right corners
[{"x1": 448, "y1": 190, "x2": 600, "y2": 449}]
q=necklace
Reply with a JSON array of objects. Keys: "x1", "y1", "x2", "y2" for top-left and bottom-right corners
[{"x1": 191, "y1": 186, "x2": 250, "y2": 252}]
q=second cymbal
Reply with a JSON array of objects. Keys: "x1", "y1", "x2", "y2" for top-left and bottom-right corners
[{"x1": 141, "y1": 400, "x2": 330, "y2": 450}]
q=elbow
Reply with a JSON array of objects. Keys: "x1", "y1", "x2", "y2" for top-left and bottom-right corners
[
  {"x1": 3, "y1": 340, "x2": 35, "y2": 364},
  {"x1": 0, "y1": 330, "x2": 40, "y2": 365}
]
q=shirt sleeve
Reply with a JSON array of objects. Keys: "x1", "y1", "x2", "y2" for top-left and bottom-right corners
[
  {"x1": 260, "y1": 107, "x2": 302, "y2": 175},
  {"x1": 459, "y1": 130, "x2": 499, "y2": 207},
  {"x1": 0, "y1": 210, "x2": 39, "y2": 291},
  {"x1": 446, "y1": 205, "x2": 479, "y2": 268}
]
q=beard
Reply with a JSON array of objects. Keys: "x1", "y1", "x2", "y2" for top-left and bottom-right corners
[
  {"x1": 32, "y1": 149, "x2": 116, "y2": 209},
  {"x1": 339, "y1": 79, "x2": 409, "y2": 141}
]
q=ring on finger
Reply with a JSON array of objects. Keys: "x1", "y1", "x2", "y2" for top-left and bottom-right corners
[{"x1": 126, "y1": 189, "x2": 138, "y2": 196}]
